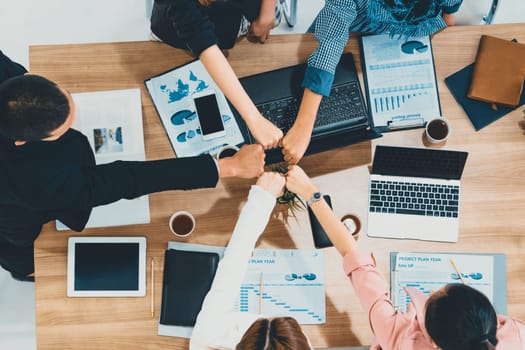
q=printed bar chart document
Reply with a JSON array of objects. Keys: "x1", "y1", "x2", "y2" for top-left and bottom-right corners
[
  {"x1": 390, "y1": 252, "x2": 507, "y2": 314},
  {"x1": 56, "y1": 88, "x2": 150, "y2": 229},
  {"x1": 361, "y1": 35, "x2": 441, "y2": 132},
  {"x1": 235, "y1": 249, "x2": 325, "y2": 324}
]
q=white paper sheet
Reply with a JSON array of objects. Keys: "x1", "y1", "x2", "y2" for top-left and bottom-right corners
[
  {"x1": 145, "y1": 60, "x2": 245, "y2": 157},
  {"x1": 56, "y1": 88, "x2": 150, "y2": 230},
  {"x1": 391, "y1": 252, "x2": 494, "y2": 313}
]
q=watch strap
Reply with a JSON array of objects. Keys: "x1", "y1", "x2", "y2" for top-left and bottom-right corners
[{"x1": 307, "y1": 192, "x2": 323, "y2": 206}]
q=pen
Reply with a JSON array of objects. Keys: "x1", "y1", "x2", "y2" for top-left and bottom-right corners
[
  {"x1": 151, "y1": 257, "x2": 155, "y2": 318},
  {"x1": 450, "y1": 259, "x2": 466, "y2": 284},
  {"x1": 259, "y1": 272, "x2": 263, "y2": 315}
]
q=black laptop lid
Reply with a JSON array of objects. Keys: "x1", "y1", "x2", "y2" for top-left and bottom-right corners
[
  {"x1": 371, "y1": 145, "x2": 468, "y2": 180},
  {"x1": 231, "y1": 53, "x2": 381, "y2": 164},
  {"x1": 239, "y1": 53, "x2": 360, "y2": 104}
]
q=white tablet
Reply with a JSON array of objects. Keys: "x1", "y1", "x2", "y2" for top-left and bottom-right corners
[{"x1": 67, "y1": 236, "x2": 147, "y2": 297}]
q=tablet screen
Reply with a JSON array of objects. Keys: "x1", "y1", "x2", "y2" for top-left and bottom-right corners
[
  {"x1": 67, "y1": 236, "x2": 146, "y2": 297},
  {"x1": 75, "y1": 242, "x2": 139, "y2": 291}
]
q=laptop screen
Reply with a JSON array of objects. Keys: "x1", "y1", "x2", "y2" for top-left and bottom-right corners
[{"x1": 371, "y1": 145, "x2": 468, "y2": 180}]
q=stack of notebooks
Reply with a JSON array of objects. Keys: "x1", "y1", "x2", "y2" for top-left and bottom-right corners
[{"x1": 445, "y1": 35, "x2": 525, "y2": 130}]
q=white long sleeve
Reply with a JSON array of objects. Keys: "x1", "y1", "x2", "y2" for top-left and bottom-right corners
[{"x1": 189, "y1": 185, "x2": 276, "y2": 350}]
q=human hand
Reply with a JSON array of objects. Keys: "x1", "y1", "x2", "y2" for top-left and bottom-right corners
[
  {"x1": 442, "y1": 13, "x2": 455, "y2": 26},
  {"x1": 285, "y1": 165, "x2": 318, "y2": 200},
  {"x1": 246, "y1": 114, "x2": 283, "y2": 149},
  {"x1": 218, "y1": 144, "x2": 265, "y2": 178},
  {"x1": 256, "y1": 172, "x2": 286, "y2": 197},
  {"x1": 281, "y1": 123, "x2": 312, "y2": 164},
  {"x1": 248, "y1": 0, "x2": 276, "y2": 43}
]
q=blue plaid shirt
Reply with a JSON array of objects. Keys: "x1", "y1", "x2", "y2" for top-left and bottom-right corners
[{"x1": 303, "y1": 0, "x2": 462, "y2": 96}]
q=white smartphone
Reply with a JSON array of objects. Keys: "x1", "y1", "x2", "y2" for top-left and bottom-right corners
[{"x1": 193, "y1": 91, "x2": 226, "y2": 140}]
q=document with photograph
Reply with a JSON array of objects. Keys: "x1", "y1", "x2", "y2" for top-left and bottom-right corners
[
  {"x1": 145, "y1": 59, "x2": 245, "y2": 157},
  {"x1": 361, "y1": 34, "x2": 441, "y2": 131},
  {"x1": 56, "y1": 88, "x2": 150, "y2": 230}
]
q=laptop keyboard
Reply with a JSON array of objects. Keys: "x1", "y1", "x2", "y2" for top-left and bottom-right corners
[
  {"x1": 369, "y1": 180, "x2": 459, "y2": 217},
  {"x1": 256, "y1": 81, "x2": 368, "y2": 135}
]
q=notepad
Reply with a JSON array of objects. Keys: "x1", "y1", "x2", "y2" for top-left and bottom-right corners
[
  {"x1": 390, "y1": 252, "x2": 507, "y2": 315},
  {"x1": 468, "y1": 35, "x2": 525, "y2": 108}
]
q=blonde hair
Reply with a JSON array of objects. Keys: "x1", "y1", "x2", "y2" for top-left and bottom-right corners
[
  {"x1": 198, "y1": 0, "x2": 215, "y2": 5},
  {"x1": 236, "y1": 317, "x2": 310, "y2": 350}
]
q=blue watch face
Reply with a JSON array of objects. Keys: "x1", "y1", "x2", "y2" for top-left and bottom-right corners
[{"x1": 309, "y1": 192, "x2": 322, "y2": 205}]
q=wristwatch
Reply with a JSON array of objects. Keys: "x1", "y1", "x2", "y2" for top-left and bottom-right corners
[{"x1": 307, "y1": 192, "x2": 323, "y2": 206}]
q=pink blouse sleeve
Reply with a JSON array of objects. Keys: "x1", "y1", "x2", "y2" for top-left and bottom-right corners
[{"x1": 343, "y1": 250, "x2": 411, "y2": 348}]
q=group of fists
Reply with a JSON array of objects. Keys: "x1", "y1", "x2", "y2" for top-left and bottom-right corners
[
  {"x1": 255, "y1": 165, "x2": 318, "y2": 202},
  {"x1": 217, "y1": 142, "x2": 316, "y2": 200},
  {"x1": 247, "y1": 114, "x2": 310, "y2": 165}
]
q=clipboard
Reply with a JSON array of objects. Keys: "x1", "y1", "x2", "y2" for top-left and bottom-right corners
[
  {"x1": 360, "y1": 34, "x2": 442, "y2": 132},
  {"x1": 390, "y1": 252, "x2": 507, "y2": 315}
]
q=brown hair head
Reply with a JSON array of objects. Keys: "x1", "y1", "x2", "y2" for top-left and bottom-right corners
[{"x1": 236, "y1": 317, "x2": 310, "y2": 350}]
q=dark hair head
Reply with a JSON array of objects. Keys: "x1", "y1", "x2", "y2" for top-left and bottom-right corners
[
  {"x1": 236, "y1": 317, "x2": 310, "y2": 350},
  {"x1": 425, "y1": 284, "x2": 498, "y2": 350},
  {"x1": 0, "y1": 74, "x2": 70, "y2": 141}
]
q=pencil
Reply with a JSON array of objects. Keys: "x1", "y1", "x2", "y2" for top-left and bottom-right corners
[
  {"x1": 259, "y1": 272, "x2": 263, "y2": 315},
  {"x1": 151, "y1": 257, "x2": 155, "y2": 318},
  {"x1": 450, "y1": 259, "x2": 466, "y2": 284}
]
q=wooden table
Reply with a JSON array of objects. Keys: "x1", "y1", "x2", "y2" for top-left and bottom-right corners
[{"x1": 31, "y1": 23, "x2": 525, "y2": 349}]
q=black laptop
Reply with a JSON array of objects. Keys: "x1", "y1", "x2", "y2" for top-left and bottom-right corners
[{"x1": 231, "y1": 53, "x2": 381, "y2": 164}]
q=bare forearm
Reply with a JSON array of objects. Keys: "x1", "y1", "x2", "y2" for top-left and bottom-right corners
[
  {"x1": 295, "y1": 88, "x2": 323, "y2": 130},
  {"x1": 286, "y1": 165, "x2": 358, "y2": 255},
  {"x1": 310, "y1": 200, "x2": 358, "y2": 256},
  {"x1": 259, "y1": 0, "x2": 276, "y2": 23},
  {"x1": 199, "y1": 45, "x2": 259, "y2": 124}
]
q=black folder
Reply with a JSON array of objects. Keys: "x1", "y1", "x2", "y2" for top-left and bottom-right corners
[
  {"x1": 445, "y1": 63, "x2": 525, "y2": 131},
  {"x1": 159, "y1": 249, "x2": 219, "y2": 327}
]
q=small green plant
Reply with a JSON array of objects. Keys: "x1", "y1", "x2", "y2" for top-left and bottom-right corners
[{"x1": 271, "y1": 162, "x2": 306, "y2": 221}]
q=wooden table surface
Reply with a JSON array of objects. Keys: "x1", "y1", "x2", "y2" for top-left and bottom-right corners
[{"x1": 30, "y1": 23, "x2": 525, "y2": 349}]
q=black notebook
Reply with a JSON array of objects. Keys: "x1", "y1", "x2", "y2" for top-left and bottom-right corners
[{"x1": 160, "y1": 249, "x2": 219, "y2": 327}]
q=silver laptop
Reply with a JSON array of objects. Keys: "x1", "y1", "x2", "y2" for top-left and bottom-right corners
[{"x1": 367, "y1": 145, "x2": 468, "y2": 242}]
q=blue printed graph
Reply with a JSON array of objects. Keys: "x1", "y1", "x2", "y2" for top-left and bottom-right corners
[
  {"x1": 159, "y1": 69, "x2": 209, "y2": 103},
  {"x1": 234, "y1": 249, "x2": 325, "y2": 325},
  {"x1": 238, "y1": 283, "x2": 325, "y2": 324}
]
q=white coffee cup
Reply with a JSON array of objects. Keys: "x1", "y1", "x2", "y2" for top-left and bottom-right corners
[
  {"x1": 168, "y1": 211, "x2": 196, "y2": 237},
  {"x1": 425, "y1": 118, "x2": 451, "y2": 144},
  {"x1": 215, "y1": 145, "x2": 239, "y2": 160}
]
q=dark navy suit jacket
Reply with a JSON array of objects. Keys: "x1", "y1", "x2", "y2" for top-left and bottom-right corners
[{"x1": 0, "y1": 51, "x2": 219, "y2": 250}]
